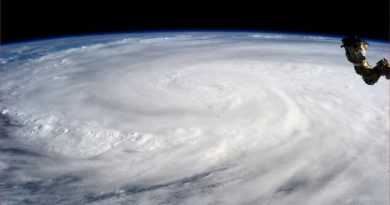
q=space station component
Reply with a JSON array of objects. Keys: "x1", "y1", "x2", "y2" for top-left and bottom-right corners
[{"x1": 341, "y1": 36, "x2": 390, "y2": 85}]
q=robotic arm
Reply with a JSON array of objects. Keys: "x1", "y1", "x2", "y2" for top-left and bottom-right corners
[{"x1": 341, "y1": 36, "x2": 390, "y2": 85}]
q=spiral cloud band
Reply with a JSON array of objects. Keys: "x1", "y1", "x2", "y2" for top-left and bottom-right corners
[{"x1": 0, "y1": 33, "x2": 388, "y2": 204}]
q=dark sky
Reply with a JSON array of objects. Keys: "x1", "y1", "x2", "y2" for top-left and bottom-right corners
[{"x1": 1, "y1": 0, "x2": 389, "y2": 43}]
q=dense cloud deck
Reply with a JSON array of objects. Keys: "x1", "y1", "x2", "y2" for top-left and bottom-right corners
[{"x1": 0, "y1": 32, "x2": 389, "y2": 205}]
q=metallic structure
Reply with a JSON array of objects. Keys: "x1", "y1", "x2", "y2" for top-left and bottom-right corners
[{"x1": 341, "y1": 36, "x2": 390, "y2": 85}]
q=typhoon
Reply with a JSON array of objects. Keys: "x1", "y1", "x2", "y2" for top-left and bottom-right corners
[{"x1": 0, "y1": 32, "x2": 389, "y2": 205}]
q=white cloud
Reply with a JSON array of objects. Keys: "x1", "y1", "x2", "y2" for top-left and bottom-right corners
[{"x1": 1, "y1": 32, "x2": 389, "y2": 204}]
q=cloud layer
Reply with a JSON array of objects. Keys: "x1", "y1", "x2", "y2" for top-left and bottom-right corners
[{"x1": 1, "y1": 33, "x2": 389, "y2": 204}]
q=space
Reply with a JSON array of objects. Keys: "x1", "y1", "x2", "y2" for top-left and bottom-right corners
[{"x1": 1, "y1": 1, "x2": 390, "y2": 205}]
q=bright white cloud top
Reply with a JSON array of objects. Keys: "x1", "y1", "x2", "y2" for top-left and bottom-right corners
[{"x1": 0, "y1": 32, "x2": 389, "y2": 205}]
